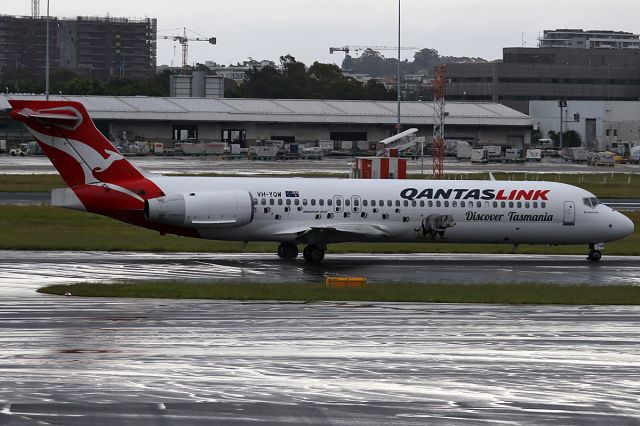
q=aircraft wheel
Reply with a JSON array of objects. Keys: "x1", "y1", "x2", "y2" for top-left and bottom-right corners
[
  {"x1": 587, "y1": 250, "x2": 602, "y2": 262},
  {"x1": 277, "y1": 243, "x2": 299, "y2": 260},
  {"x1": 303, "y1": 245, "x2": 325, "y2": 262}
]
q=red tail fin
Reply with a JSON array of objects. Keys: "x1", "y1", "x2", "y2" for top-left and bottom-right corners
[{"x1": 9, "y1": 100, "x2": 163, "y2": 200}]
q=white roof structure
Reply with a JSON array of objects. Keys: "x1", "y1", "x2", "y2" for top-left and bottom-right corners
[{"x1": 0, "y1": 95, "x2": 531, "y2": 127}]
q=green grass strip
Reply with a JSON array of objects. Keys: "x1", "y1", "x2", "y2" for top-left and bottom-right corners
[{"x1": 37, "y1": 282, "x2": 640, "y2": 305}]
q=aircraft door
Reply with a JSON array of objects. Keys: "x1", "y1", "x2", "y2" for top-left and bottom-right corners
[
  {"x1": 563, "y1": 201, "x2": 575, "y2": 226},
  {"x1": 334, "y1": 195, "x2": 343, "y2": 213},
  {"x1": 351, "y1": 195, "x2": 361, "y2": 213}
]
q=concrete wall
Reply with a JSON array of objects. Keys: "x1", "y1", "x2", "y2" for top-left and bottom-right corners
[{"x1": 530, "y1": 100, "x2": 640, "y2": 150}]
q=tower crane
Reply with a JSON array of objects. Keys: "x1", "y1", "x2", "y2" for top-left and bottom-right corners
[
  {"x1": 329, "y1": 45, "x2": 418, "y2": 56},
  {"x1": 160, "y1": 27, "x2": 216, "y2": 68}
]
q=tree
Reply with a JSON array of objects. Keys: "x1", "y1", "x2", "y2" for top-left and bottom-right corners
[{"x1": 547, "y1": 130, "x2": 582, "y2": 147}]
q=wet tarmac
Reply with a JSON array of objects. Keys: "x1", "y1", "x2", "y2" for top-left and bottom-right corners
[
  {"x1": 1, "y1": 290, "x2": 639, "y2": 424},
  {"x1": 2, "y1": 252, "x2": 640, "y2": 424},
  {"x1": 1, "y1": 154, "x2": 639, "y2": 175},
  {"x1": 2, "y1": 251, "x2": 640, "y2": 291}
]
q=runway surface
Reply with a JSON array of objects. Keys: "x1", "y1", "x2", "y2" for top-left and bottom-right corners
[
  {"x1": 3, "y1": 250, "x2": 640, "y2": 424},
  {"x1": 1, "y1": 291, "x2": 639, "y2": 424},
  {"x1": 2, "y1": 154, "x2": 639, "y2": 175},
  {"x1": 2, "y1": 251, "x2": 640, "y2": 291},
  {"x1": 1, "y1": 252, "x2": 640, "y2": 423}
]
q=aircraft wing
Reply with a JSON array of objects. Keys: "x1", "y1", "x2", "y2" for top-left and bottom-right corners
[{"x1": 273, "y1": 223, "x2": 390, "y2": 244}]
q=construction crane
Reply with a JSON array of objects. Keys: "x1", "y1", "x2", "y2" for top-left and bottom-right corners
[
  {"x1": 329, "y1": 45, "x2": 418, "y2": 56},
  {"x1": 32, "y1": 0, "x2": 39, "y2": 18},
  {"x1": 160, "y1": 27, "x2": 216, "y2": 68},
  {"x1": 432, "y1": 64, "x2": 447, "y2": 179}
]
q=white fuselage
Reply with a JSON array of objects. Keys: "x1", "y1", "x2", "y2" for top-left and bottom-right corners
[{"x1": 149, "y1": 176, "x2": 634, "y2": 246}]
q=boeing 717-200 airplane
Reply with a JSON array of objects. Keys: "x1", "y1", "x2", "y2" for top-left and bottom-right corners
[{"x1": 8, "y1": 100, "x2": 635, "y2": 262}]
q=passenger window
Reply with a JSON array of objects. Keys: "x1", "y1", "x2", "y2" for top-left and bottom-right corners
[
  {"x1": 501, "y1": 201, "x2": 506, "y2": 208},
  {"x1": 252, "y1": 198, "x2": 258, "y2": 205},
  {"x1": 452, "y1": 201, "x2": 457, "y2": 207},
  {"x1": 337, "y1": 199, "x2": 342, "y2": 206},
  {"x1": 354, "y1": 199, "x2": 360, "y2": 206},
  {"x1": 461, "y1": 201, "x2": 465, "y2": 208},
  {"x1": 395, "y1": 200, "x2": 400, "y2": 207},
  {"x1": 403, "y1": 200, "x2": 409, "y2": 207},
  {"x1": 311, "y1": 199, "x2": 316, "y2": 206},
  {"x1": 508, "y1": 201, "x2": 514, "y2": 208},
  {"x1": 345, "y1": 199, "x2": 351, "y2": 207},
  {"x1": 533, "y1": 202, "x2": 537, "y2": 208},
  {"x1": 269, "y1": 199, "x2": 275, "y2": 206},
  {"x1": 493, "y1": 201, "x2": 498, "y2": 208},
  {"x1": 411, "y1": 200, "x2": 416, "y2": 207},
  {"x1": 420, "y1": 200, "x2": 425, "y2": 207},
  {"x1": 303, "y1": 199, "x2": 308, "y2": 206},
  {"x1": 444, "y1": 201, "x2": 449, "y2": 207},
  {"x1": 363, "y1": 200, "x2": 368, "y2": 207},
  {"x1": 371, "y1": 200, "x2": 376, "y2": 207},
  {"x1": 379, "y1": 200, "x2": 384, "y2": 206},
  {"x1": 286, "y1": 199, "x2": 291, "y2": 206},
  {"x1": 525, "y1": 202, "x2": 530, "y2": 208},
  {"x1": 278, "y1": 199, "x2": 283, "y2": 206},
  {"x1": 436, "y1": 201, "x2": 441, "y2": 207},
  {"x1": 517, "y1": 202, "x2": 522, "y2": 208},
  {"x1": 261, "y1": 198, "x2": 266, "y2": 205},
  {"x1": 428, "y1": 200, "x2": 433, "y2": 207},
  {"x1": 476, "y1": 201, "x2": 481, "y2": 208},
  {"x1": 484, "y1": 201, "x2": 490, "y2": 208},
  {"x1": 328, "y1": 199, "x2": 333, "y2": 206},
  {"x1": 387, "y1": 200, "x2": 392, "y2": 207},
  {"x1": 541, "y1": 202, "x2": 546, "y2": 208},
  {"x1": 319, "y1": 199, "x2": 324, "y2": 206}
]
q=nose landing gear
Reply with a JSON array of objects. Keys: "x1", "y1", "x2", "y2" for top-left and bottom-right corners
[{"x1": 587, "y1": 242, "x2": 604, "y2": 262}]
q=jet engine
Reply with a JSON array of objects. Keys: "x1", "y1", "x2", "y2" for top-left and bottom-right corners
[{"x1": 144, "y1": 190, "x2": 253, "y2": 228}]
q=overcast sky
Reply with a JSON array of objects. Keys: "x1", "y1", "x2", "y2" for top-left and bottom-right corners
[{"x1": 5, "y1": 0, "x2": 640, "y2": 67}]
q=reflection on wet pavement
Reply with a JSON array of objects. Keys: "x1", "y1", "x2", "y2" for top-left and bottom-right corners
[
  {"x1": 1, "y1": 252, "x2": 639, "y2": 296},
  {"x1": 1, "y1": 251, "x2": 639, "y2": 424}
]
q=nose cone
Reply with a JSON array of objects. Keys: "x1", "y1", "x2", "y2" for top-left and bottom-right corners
[{"x1": 614, "y1": 212, "x2": 635, "y2": 240}]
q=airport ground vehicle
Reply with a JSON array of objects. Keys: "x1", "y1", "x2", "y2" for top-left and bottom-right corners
[{"x1": 9, "y1": 100, "x2": 634, "y2": 262}]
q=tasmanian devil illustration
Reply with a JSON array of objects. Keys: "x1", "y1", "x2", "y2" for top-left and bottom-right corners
[{"x1": 415, "y1": 214, "x2": 456, "y2": 238}]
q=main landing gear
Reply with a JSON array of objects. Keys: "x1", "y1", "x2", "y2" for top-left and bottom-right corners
[
  {"x1": 277, "y1": 242, "x2": 299, "y2": 260},
  {"x1": 303, "y1": 244, "x2": 325, "y2": 262},
  {"x1": 587, "y1": 243, "x2": 603, "y2": 262},
  {"x1": 276, "y1": 243, "x2": 325, "y2": 262}
]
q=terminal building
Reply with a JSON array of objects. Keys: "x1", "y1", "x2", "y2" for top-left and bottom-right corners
[
  {"x1": 0, "y1": 95, "x2": 532, "y2": 149},
  {"x1": 446, "y1": 29, "x2": 640, "y2": 114},
  {"x1": 0, "y1": 15, "x2": 157, "y2": 81}
]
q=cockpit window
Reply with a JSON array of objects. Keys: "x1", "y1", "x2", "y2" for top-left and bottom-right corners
[{"x1": 583, "y1": 197, "x2": 600, "y2": 208}]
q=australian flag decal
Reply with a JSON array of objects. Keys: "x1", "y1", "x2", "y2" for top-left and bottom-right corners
[{"x1": 285, "y1": 190, "x2": 299, "y2": 197}]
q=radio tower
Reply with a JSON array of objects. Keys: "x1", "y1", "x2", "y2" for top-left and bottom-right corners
[{"x1": 432, "y1": 64, "x2": 447, "y2": 179}]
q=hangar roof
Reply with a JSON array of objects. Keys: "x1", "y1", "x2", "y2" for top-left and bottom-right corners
[{"x1": 0, "y1": 95, "x2": 531, "y2": 127}]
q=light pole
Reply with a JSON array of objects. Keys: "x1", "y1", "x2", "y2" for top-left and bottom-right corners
[
  {"x1": 45, "y1": 0, "x2": 50, "y2": 100},
  {"x1": 558, "y1": 99, "x2": 566, "y2": 151},
  {"x1": 396, "y1": 0, "x2": 401, "y2": 133}
]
